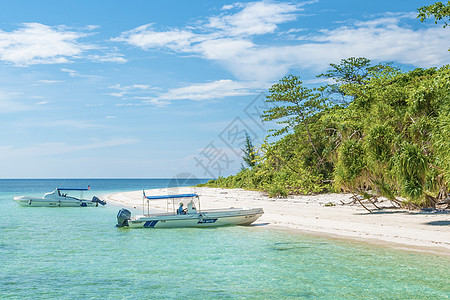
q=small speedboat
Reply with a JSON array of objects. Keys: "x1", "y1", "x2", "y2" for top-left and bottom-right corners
[
  {"x1": 116, "y1": 191, "x2": 263, "y2": 228},
  {"x1": 13, "y1": 186, "x2": 106, "y2": 207}
]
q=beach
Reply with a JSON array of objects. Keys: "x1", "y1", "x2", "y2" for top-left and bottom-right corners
[{"x1": 105, "y1": 186, "x2": 450, "y2": 256}]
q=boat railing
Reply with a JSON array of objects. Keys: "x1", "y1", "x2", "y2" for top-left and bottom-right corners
[
  {"x1": 200, "y1": 207, "x2": 261, "y2": 213},
  {"x1": 141, "y1": 212, "x2": 177, "y2": 217},
  {"x1": 140, "y1": 207, "x2": 262, "y2": 217}
]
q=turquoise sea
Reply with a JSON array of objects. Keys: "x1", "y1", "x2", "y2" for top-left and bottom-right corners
[{"x1": 1, "y1": 179, "x2": 449, "y2": 299}]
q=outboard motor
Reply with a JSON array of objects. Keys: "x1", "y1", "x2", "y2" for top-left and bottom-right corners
[
  {"x1": 116, "y1": 208, "x2": 131, "y2": 227},
  {"x1": 92, "y1": 196, "x2": 107, "y2": 206}
]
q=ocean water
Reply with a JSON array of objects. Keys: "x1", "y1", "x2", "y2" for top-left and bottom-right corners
[{"x1": 1, "y1": 179, "x2": 449, "y2": 299}]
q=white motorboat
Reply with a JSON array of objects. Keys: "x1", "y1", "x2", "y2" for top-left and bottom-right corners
[
  {"x1": 13, "y1": 186, "x2": 106, "y2": 207},
  {"x1": 116, "y1": 192, "x2": 263, "y2": 228}
]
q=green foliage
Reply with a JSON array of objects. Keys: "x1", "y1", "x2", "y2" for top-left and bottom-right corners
[
  {"x1": 418, "y1": 1, "x2": 450, "y2": 27},
  {"x1": 365, "y1": 125, "x2": 393, "y2": 163},
  {"x1": 395, "y1": 143, "x2": 428, "y2": 200},
  {"x1": 203, "y1": 58, "x2": 450, "y2": 207},
  {"x1": 262, "y1": 74, "x2": 326, "y2": 137},
  {"x1": 267, "y1": 185, "x2": 288, "y2": 198},
  {"x1": 318, "y1": 57, "x2": 373, "y2": 85},
  {"x1": 318, "y1": 57, "x2": 397, "y2": 106},
  {"x1": 334, "y1": 139, "x2": 366, "y2": 188},
  {"x1": 241, "y1": 131, "x2": 258, "y2": 168}
]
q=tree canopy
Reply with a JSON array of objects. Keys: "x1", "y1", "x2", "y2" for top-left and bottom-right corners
[
  {"x1": 418, "y1": 1, "x2": 450, "y2": 27},
  {"x1": 201, "y1": 59, "x2": 450, "y2": 207}
]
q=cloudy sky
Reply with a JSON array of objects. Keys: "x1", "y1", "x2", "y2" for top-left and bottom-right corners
[{"x1": 0, "y1": 0, "x2": 448, "y2": 178}]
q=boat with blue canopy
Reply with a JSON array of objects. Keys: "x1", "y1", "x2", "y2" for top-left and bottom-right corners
[
  {"x1": 13, "y1": 186, "x2": 106, "y2": 207},
  {"x1": 116, "y1": 191, "x2": 263, "y2": 228}
]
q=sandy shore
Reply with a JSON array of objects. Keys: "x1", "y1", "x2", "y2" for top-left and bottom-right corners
[{"x1": 104, "y1": 186, "x2": 450, "y2": 256}]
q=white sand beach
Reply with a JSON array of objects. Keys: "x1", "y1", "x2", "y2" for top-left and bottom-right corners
[{"x1": 105, "y1": 187, "x2": 450, "y2": 256}]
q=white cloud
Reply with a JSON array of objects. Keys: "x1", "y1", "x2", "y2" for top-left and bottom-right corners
[
  {"x1": 206, "y1": 1, "x2": 300, "y2": 36},
  {"x1": 303, "y1": 17, "x2": 450, "y2": 68},
  {"x1": 86, "y1": 25, "x2": 100, "y2": 31},
  {"x1": 193, "y1": 38, "x2": 254, "y2": 60},
  {"x1": 106, "y1": 79, "x2": 266, "y2": 107},
  {"x1": 88, "y1": 53, "x2": 127, "y2": 63},
  {"x1": 37, "y1": 79, "x2": 61, "y2": 84},
  {"x1": 142, "y1": 98, "x2": 171, "y2": 108},
  {"x1": 113, "y1": 1, "x2": 303, "y2": 54},
  {"x1": 132, "y1": 84, "x2": 151, "y2": 89},
  {"x1": 114, "y1": 2, "x2": 450, "y2": 83},
  {"x1": 108, "y1": 84, "x2": 152, "y2": 91},
  {"x1": 211, "y1": 18, "x2": 450, "y2": 80},
  {"x1": 112, "y1": 24, "x2": 197, "y2": 51},
  {"x1": 112, "y1": 1, "x2": 305, "y2": 82},
  {"x1": 60, "y1": 67, "x2": 101, "y2": 78},
  {"x1": 0, "y1": 138, "x2": 140, "y2": 158},
  {"x1": 106, "y1": 83, "x2": 157, "y2": 99},
  {"x1": 222, "y1": 4, "x2": 241, "y2": 10},
  {"x1": 60, "y1": 68, "x2": 80, "y2": 77},
  {"x1": 0, "y1": 23, "x2": 94, "y2": 66},
  {"x1": 0, "y1": 22, "x2": 128, "y2": 66},
  {"x1": 148, "y1": 79, "x2": 267, "y2": 102}
]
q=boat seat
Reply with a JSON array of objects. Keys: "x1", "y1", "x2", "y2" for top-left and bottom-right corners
[{"x1": 187, "y1": 201, "x2": 196, "y2": 214}]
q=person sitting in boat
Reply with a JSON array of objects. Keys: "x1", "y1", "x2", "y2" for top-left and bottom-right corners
[
  {"x1": 187, "y1": 200, "x2": 196, "y2": 214},
  {"x1": 177, "y1": 202, "x2": 186, "y2": 215}
]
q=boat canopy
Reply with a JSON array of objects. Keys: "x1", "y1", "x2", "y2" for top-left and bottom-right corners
[
  {"x1": 143, "y1": 193, "x2": 198, "y2": 200},
  {"x1": 56, "y1": 186, "x2": 90, "y2": 191}
]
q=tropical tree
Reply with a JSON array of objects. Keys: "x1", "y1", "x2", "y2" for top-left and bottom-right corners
[
  {"x1": 262, "y1": 75, "x2": 328, "y2": 168},
  {"x1": 418, "y1": 1, "x2": 450, "y2": 27},
  {"x1": 241, "y1": 131, "x2": 258, "y2": 168},
  {"x1": 317, "y1": 57, "x2": 396, "y2": 106}
]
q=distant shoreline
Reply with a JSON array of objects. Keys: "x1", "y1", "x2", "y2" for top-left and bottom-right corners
[{"x1": 104, "y1": 187, "x2": 450, "y2": 256}]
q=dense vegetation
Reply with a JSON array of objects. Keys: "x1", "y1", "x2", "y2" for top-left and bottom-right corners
[
  {"x1": 200, "y1": 3, "x2": 450, "y2": 207},
  {"x1": 201, "y1": 59, "x2": 450, "y2": 207}
]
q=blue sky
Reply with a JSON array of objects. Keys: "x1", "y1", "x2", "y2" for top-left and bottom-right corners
[{"x1": 0, "y1": 0, "x2": 448, "y2": 179}]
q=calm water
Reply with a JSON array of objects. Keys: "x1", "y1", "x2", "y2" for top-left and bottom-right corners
[{"x1": 1, "y1": 179, "x2": 449, "y2": 299}]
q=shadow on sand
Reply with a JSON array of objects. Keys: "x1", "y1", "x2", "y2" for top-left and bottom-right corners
[
  {"x1": 356, "y1": 209, "x2": 449, "y2": 216},
  {"x1": 424, "y1": 220, "x2": 450, "y2": 226}
]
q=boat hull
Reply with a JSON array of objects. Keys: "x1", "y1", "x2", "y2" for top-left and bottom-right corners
[
  {"x1": 126, "y1": 208, "x2": 264, "y2": 228},
  {"x1": 13, "y1": 196, "x2": 99, "y2": 207}
]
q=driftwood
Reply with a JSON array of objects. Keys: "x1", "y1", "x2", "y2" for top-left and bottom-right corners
[
  {"x1": 342, "y1": 194, "x2": 374, "y2": 212},
  {"x1": 344, "y1": 194, "x2": 400, "y2": 213},
  {"x1": 341, "y1": 190, "x2": 449, "y2": 212},
  {"x1": 388, "y1": 198, "x2": 403, "y2": 208},
  {"x1": 436, "y1": 197, "x2": 450, "y2": 210},
  {"x1": 353, "y1": 195, "x2": 372, "y2": 212}
]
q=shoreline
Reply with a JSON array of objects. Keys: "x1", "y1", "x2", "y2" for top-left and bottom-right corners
[{"x1": 104, "y1": 186, "x2": 450, "y2": 256}]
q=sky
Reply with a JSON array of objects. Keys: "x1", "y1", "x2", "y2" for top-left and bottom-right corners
[{"x1": 0, "y1": 0, "x2": 448, "y2": 179}]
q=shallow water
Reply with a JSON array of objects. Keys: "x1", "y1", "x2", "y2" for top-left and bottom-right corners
[{"x1": 1, "y1": 179, "x2": 449, "y2": 299}]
